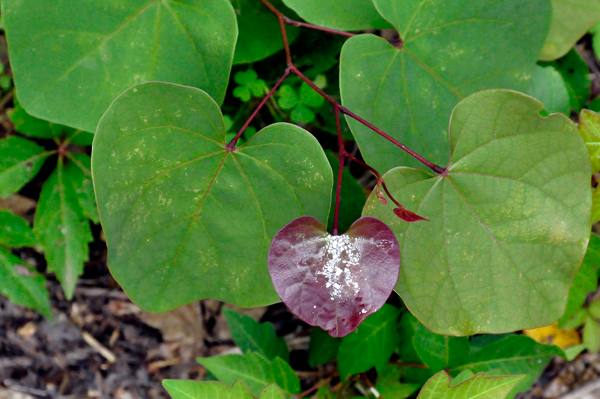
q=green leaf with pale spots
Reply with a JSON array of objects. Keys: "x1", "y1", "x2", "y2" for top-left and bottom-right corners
[
  {"x1": 163, "y1": 380, "x2": 285, "y2": 399},
  {"x1": 197, "y1": 352, "x2": 300, "y2": 398},
  {"x1": 34, "y1": 158, "x2": 93, "y2": 299},
  {"x1": 3, "y1": 0, "x2": 237, "y2": 132},
  {"x1": 340, "y1": 0, "x2": 551, "y2": 173},
  {"x1": 0, "y1": 246, "x2": 52, "y2": 319},
  {"x1": 539, "y1": 0, "x2": 600, "y2": 61},
  {"x1": 578, "y1": 109, "x2": 600, "y2": 174},
  {"x1": 92, "y1": 82, "x2": 332, "y2": 312},
  {"x1": 417, "y1": 371, "x2": 524, "y2": 399},
  {"x1": 362, "y1": 90, "x2": 591, "y2": 335},
  {"x1": 281, "y1": 0, "x2": 391, "y2": 31}
]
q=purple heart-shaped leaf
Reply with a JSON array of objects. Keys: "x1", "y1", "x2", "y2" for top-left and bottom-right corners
[{"x1": 268, "y1": 216, "x2": 400, "y2": 337}]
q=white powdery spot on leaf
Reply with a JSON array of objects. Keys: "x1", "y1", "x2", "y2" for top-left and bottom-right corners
[{"x1": 316, "y1": 235, "x2": 361, "y2": 299}]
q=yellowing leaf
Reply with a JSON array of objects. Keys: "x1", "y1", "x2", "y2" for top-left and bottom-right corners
[{"x1": 523, "y1": 322, "x2": 580, "y2": 349}]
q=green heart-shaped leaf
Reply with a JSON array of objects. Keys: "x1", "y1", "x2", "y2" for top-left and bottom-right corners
[
  {"x1": 92, "y1": 82, "x2": 332, "y2": 312},
  {"x1": 340, "y1": 0, "x2": 551, "y2": 173},
  {"x1": 363, "y1": 90, "x2": 591, "y2": 335},
  {"x1": 3, "y1": 0, "x2": 237, "y2": 132},
  {"x1": 282, "y1": 0, "x2": 391, "y2": 31}
]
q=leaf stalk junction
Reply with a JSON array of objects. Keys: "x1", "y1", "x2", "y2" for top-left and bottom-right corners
[{"x1": 226, "y1": 0, "x2": 443, "y2": 234}]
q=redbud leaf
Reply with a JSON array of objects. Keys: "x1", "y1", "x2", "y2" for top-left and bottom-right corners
[
  {"x1": 268, "y1": 216, "x2": 400, "y2": 337},
  {"x1": 340, "y1": 0, "x2": 551, "y2": 173},
  {"x1": 92, "y1": 82, "x2": 332, "y2": 312},
  {"x1": 363, "y1": 89, "x2": 591, "y2": 335},
  {"x1": 3, "y1": 0, "x2": 237, "y2": 132}
]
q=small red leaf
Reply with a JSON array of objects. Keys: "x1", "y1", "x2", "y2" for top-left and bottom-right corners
[
  {"x1": 378, "y1": 195, "x2": 388, "y2": 206},
  {"x1": 268, "y1": 216, "x2": 400, "y2": 337},
  {"x1": 393, "y1": 207, "x2": 428, "y2": 222}
]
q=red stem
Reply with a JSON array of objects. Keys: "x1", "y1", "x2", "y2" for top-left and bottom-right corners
[
  {"x1": 226, "y1": 68, "x2": 291, "y2": 150},
  {"x1": 333, "y1": 105, "x2": 345, "y2": 235},
  {"x1": 233, "y1": 0, "x2": 445, "y2": 175},
  {"x1": 283, "y1": 17, "x2": 357, "y2": 37},
  {"x1": 289, "y1": 66, "x2": 444, "y2": 174}
]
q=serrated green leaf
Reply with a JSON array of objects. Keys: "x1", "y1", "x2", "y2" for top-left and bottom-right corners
[
  {"x1": 282, "y1": 0, "x2": 391, "y2": 31},
  {"x1": 198, "y1": 352, "x2": 300, "y2": 398},
  {"x1": 542, "y1": 49, "x2": 591, "y2": 112},
  {"x1": 527, "y1": 65, "x2": 570, "y2": 114},
  {"x1": 163, "y1": 380, "x2": 285, "y2": 399},
  {"x1": 34, "y1": 158, "x2": 93, "y2": 299},
  {"x1": 67, "y1": 154, "x2": 100, "y2": 224},
  {"x1": 0, "y1": 136, "x2": 50, "y2": 198},
  {"x1": 231, "y1": 0, "x2": 299, "y2": 64},
  {"x1": 417, "y1": 371, "x2": 524, "y2": 399},
  {"x1": 0, "y1": 246, "x2": 52, "y2": 319},
  {"x1": 3, "y1": 0, "x2": 237, "y2": 132},
  {"x1": 450, "y1": 336, "x2": 562, "y2": 398},
  {"x1": 0, "y1": 209, "x2": 36, "y2": 248},
  {"x1": 92, "y1": 82, "x2": 332, "y2": 312},
  {"x1": 579, "y1": 109, "x2": 600, "y2": 174},
  {"x1": 376, "y1": 365, "x2": 420, "y2": 399},
  {"x1": 340, "y1": 0, "x2": 551, "y2": 173},
  {"x1": 325, "y1": 151, "x2": 365, "y2": 234},
  {"x1": 223, "y1": 308, "x2": 289, "y2": 362},
  {"x1": 308, "y1": 326, "x2": 340, "y2": 367},
  {"x1": 65, "y1": 130, "x2": 94, "y2": 147},
  {"x1": 399, "y1": 312, "x2": 470, "y2": 372},
  {"x1": 451, "y1": 370, "x2": 475, "y2": 387},
  {"x1": 363, "y1": 90, "x2": 591, "y2": 335},
  {"x1": 337, "y1": 304, "x2": 400, "y2": 379},
  {"x1": 540, "y1": 0, "x2": 600, "y2": 61},
  {"x1": 559, "y1": 234, "x2": 600, "y2": 325}
]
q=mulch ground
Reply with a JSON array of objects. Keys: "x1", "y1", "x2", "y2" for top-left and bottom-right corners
[{"x1": 0, "y1": 253, "x2": 599, "y2": 399}]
